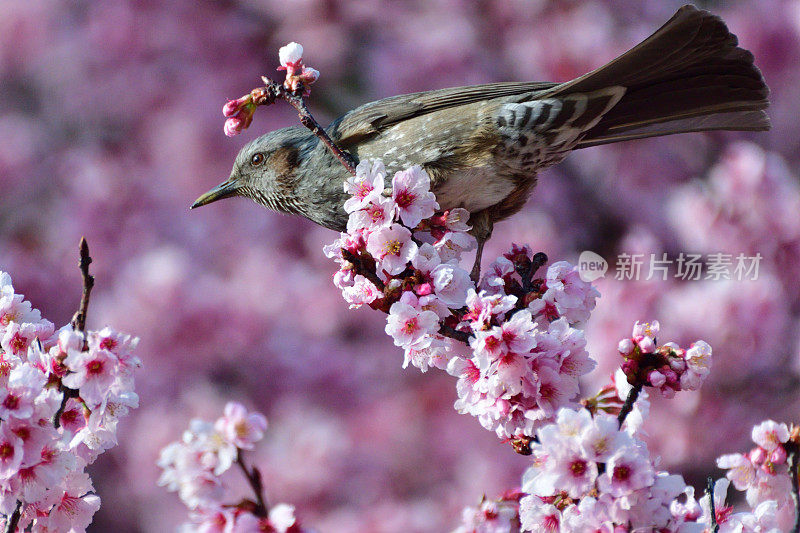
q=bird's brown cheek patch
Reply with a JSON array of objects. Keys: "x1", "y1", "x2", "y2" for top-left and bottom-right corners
[{"x1": 270, "y1": 147, "x2": 300, "y2": 187}]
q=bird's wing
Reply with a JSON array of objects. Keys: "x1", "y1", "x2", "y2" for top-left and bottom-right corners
[{"x1": 329, "y1": 81, "x2": 559, "y2": 147}]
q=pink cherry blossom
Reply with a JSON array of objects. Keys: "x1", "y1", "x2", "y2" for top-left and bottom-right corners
[
  {"x1": 596, "y1": 446, "x2": 654, "y2": 497},
  {"x1": 454, "y1": 497, "x2": 520, "y2": 533},
  {"x1": 62, "y1": 347, "x2": 120, "y2": 408},
  {"x1": 0, "y1": 365, "x2": 46, "y2": 420},
  {"x1": 751, "y1": 420, "x2": 789, "y2": 452},
  {"x1": 385, "y1": 295, "x2": 439, "y2": 348},
  {"x1": 0, "y1": 423, "x2": 24, "y2": 480},
  {"x1": 434, "y1": 231, "x2": 477, "y2": 262},
  {"x1": 344, "y1": 160, "x2": 386, "y2": 213},
  {"x1": 214, "y1": 402, "x2": 268, "y2": 450},
  {"x1": 341, "y1": 275, "x2": 381, "y2": 308},
  {"x1": 430, "y1": 262, "x2": 472, "y2": 308},
  {"x1": 391, "y1": 166, "x2": 438, "y2": 228},
  {"x1": 346, "y1": 196, "x2": 395, "y2": 232},
  {"x1": 365, "y1": 224, "x2": 417, "y2": 276}
]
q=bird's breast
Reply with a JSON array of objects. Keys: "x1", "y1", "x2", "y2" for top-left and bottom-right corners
[{"x1": 432, "y1": 165, "x2": 517, "y2": 213}]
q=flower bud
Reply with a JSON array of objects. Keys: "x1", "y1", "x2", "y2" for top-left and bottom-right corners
[
  {"x1": 638, "y1": 336, "x2": 655, "y2": 354},
  {"x1": 618, "y1": 338, "x2": 634, "y2": 355},
  {"x1": 416, "y1": 282, "x2": 433, "y2": 296},
  {"x1": 769, "y1": 445, "x2": 787, "y2": 465},
  {"x1": 223, "y1": 117, "x2": 244, "y2": 137},
  {"x1": 648, "y1": 369, "x2": 666, "y2": 387},
  {"x1": 279, "y1": 42, "x2": 304, "y2": 67},
  {"x1": 749, "y1": 446, "x2": 767, "y2": 464}
]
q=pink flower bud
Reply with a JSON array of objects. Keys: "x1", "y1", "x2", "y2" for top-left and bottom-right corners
[
  {"x1": 749, "y1": 447, "x2": 767, "y2": 464},
  {"x1": 298, "y1": 66, "x2": 319, "y2": 84},
  {"x1": 621, "y1": 360, "x2": 638, "y2": 376},
  {"x1": 416, "y1": 282, "x2": 433, "y2": 296},
  {"x1": 769, "y1": 446, "x2": 787, "y2": 465},
  {"x1": 222, "y1": 100, "x2": 239, "y2": 117},
  {"x1": 618, "y1": 338, "x2": 634, "y2": 355},
  {"x1": 638, "y1": 336, "x2": 655, "y2": 354},
  {"x1": 222, "y1": 95, "x2": 253, "y2": 118},
  {"x1": 669, "y1": 357, "x2": 687, "y2": 373},
  {"x1": 648, "y1": 369, "x2": 666, "y2": 387},
  {"x1": 224, "y1": 116, "x2": 244, "y2": 137},
  {"x1": 279, "y1": 42, "x2": 304, "y2": 67}
]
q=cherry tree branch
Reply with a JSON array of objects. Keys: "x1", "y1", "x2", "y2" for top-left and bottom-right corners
[
  {"x1": 4, "y1": 501, "x2": 21, "y2": 533},
  {"x1": 55, "y1": 238, "x2": 94, "y2": 427},
  {"x1": 70, "y1": 237, "x2": 95, "y2": 342},
  {"x1": 254, "y1": 78, "x2": 357, "y2": 176},
  {"x1": 237, "y1": 452, "x2": 269, "y2": 518},
  {"x1": 787, "y1": 440, "x2": 800, "y2": 533},
  {"x1": 707, "y1": 477, "x2": 719, "y2": 533},
  {"x1": 616, "y1": 382, "x2": 643, "y2": 429}
]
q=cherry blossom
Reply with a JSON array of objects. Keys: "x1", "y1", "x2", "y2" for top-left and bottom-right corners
[
  {"x1": 0, "y1": 270, "x2": 140, "y2": 531},
  {"x1": 385, "y1": 293, "x2": 439, "y2": 348},
  {"x1": 344, "y1": 160, "x2": 387, "y2": 213},
  {"x1": 214, "y1": 402, "x2": 268, "y2": 451},
  {"x1": 391, "y1": 166, "x2": 439, "y2": 228},
  {"x1": 159, "y1": 404, "x2": 311, "y2": 533},
  {"x1": 365, "y1": 224, "x2": 418, "y2": 276}
]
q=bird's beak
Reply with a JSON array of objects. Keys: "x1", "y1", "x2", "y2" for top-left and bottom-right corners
[{"x1": 190, "y1": 179, "x2": 239, "y2": 209}]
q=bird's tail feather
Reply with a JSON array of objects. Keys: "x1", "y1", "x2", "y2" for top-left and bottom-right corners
[{"x1": 550, "y1": 4, "x2": 770, "y2": 148}]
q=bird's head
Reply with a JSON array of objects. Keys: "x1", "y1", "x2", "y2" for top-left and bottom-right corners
[{"x1": 191, "y1": 126, "x2": 310, "y2": 214}]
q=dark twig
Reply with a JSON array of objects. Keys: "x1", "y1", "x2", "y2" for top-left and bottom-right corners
[
  {"x1": 707, "y1": 477, "x2": 719, "y2": 533},
  {"x1": 616, "y1": 382, "x2": 643, "y2": 429},
  {"x1": 55, "y1": 238, "x2": 94, "y2": 428},
  {"x1": 341, "y1": 249, "x2": 385, "y2": 291},
  {"x1": 237, "y1": 452, "x2": 268, "y2": 518},
  {"x1": 53, "y1": 387, "x2": 80, "y2": 429},
  {"x1": 787, "y1": 441, "x2": 800, "y2": 533},
  {"x1": 4, "y1": 500, "x2": 22, "y2": 533},
  {"x1": 70, "y1": 237, "x2": 95, "y2": 343},
  {"x1": 439, "y1": 325, "x2": 472, "y2": 345},
  {"x1": 256, "y1": 78, "x2": 357, "y2": 176}
]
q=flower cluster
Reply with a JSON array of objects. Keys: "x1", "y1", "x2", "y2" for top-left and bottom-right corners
[
  {"x1": 453, "y1": 345, "x2": 794, "y2": 532},
  {"x1": 158, "y1": 402, "x2": 308, "y2": 532},
  {"x1": 617, "y1": 320, "x2": 712, "y2": 397},
  {"x1": 0, "y1": 271, "x2": 140, "y2": 531},
  {"x1": 277, "y1": 42, "x2": 320, "y2": 95},
  {"x1": 713, "y1": 420, "x2": 798, "y2": 531},
  {"x1": 222, "y1": 94, "x2": 258, "y2": 137},
  {"x1": 517, "y1": 406, "x2": 705, "y2": 532},
  {"x1": 326, "y1": 160, "x2": 600, "y2": 442},
  {"x1": 452, "y1": 490, "x2": 522, "y2": 533},
  {"x1": 223, "y1": 42, "x2": 320, "y2": 137}
]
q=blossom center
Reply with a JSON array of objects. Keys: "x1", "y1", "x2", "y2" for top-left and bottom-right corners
[
  {"x1": 402, "y1": 318, "x2": 419, "y2": 334},
  {"x1": 2, "y1": 394, "x2": 19, "y2": 411},
  {"x1": 395, "y1": 189, "x2": 416, "y2": 208},
  {"x1": 0, "y1": 311, "x2": 17, "y2": 326},
  {"x1": 9, "y1": 333, "x2": 26, "y2": 354},
  {"x1": 355, "y1": 181, "x2": 373, "y2": 200},
  {"x1": 383, "y1": 239, "x2": 402, "y2": 256},
  {"x1": 100, "y1": 337, "x2": 117, "y2": 351},
  {"x1": 0, "y1": 442, "x2": 13, "y2": 460},
  {"x1": 569, "y1": 459, "x2": 587, "y2": 477},
  {"x1": 87, "y1": 360, "x2": 105, "y2": 375},
  {"x1": 367, "y1": 205, "x2": 384, "y2": 222},
  {"x1": 612, "y1": 464, "x2": 631, "y2": 482}
]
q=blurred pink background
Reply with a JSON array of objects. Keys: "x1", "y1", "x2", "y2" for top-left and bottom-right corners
[{"x1": 2, "y1": 0, "x2": 800, "y2": 531}]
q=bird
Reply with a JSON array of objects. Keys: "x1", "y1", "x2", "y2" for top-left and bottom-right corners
[{"x1": 191, "y1": 5, "x2": 769, "y2": 279}]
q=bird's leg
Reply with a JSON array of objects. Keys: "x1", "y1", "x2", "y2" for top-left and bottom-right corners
[{"x1": 469, "y1": 210, "x2": 493, "y2": 283}]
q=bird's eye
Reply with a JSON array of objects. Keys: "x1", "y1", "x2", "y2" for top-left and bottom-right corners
[{"x1": 251, "y1": 153, "x2": 265, "y2": 166}]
